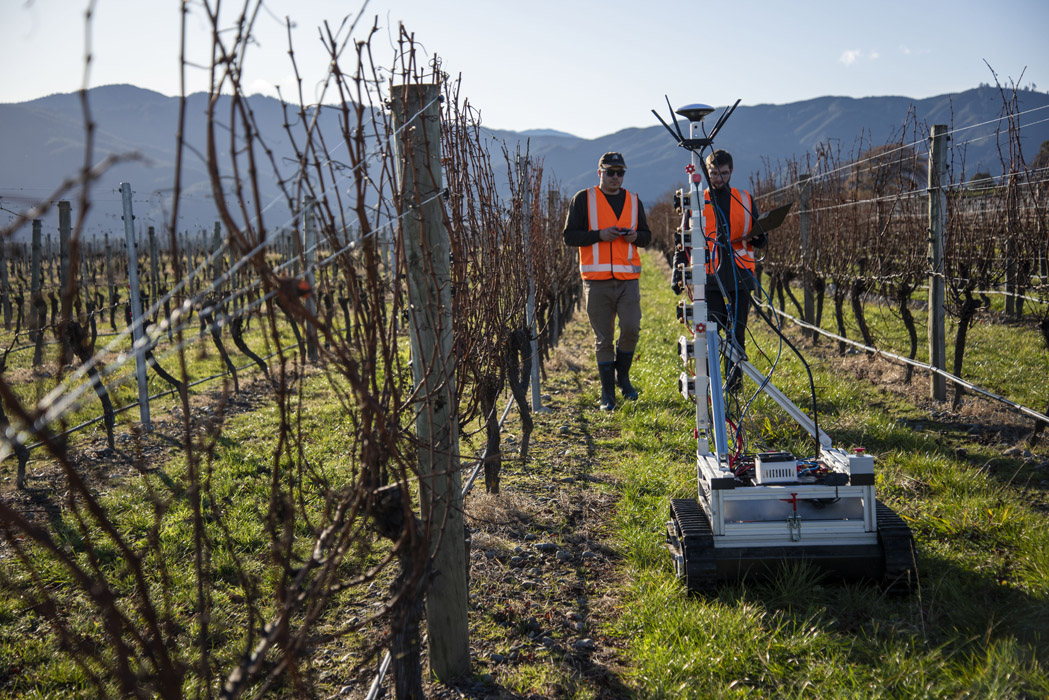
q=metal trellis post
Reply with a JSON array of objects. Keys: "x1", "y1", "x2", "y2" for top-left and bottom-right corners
[
  {"x1": 121, "y1": 182, "x2": 152, "y2": 430},
  {"x1": 519, "y1": 155, "x2": 549, "y2": 413}
]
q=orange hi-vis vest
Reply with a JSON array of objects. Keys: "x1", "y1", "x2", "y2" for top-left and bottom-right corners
[
  {"x1": 704, "y1": 187, "x2": 755, "y2": 274},
  {"x1": 579, "y1": 186, "x2": 641, "y2": 280}
]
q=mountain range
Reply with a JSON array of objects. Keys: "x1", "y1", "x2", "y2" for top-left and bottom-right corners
[{"x1": 2, "y1": 84, "x2": 1047, "y2": 241}]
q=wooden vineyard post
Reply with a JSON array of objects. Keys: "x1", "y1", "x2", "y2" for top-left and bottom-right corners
[
  {"x1": 798, "y1": 173, "x2": 814, "y2": 340},
  {"x1": 0, "y1": 237, "x2": 9, "y2": 329},
  {"x1": 390, "y1": 82, "x2": 471, "y2": 682},
  {"x1": 303, "y1": 196, "x2": 319, "y2": 362},
  {"x1": 80, "y1": 241, "x2": 91, "y2": 305},
  {"x1": 548, "y1": 188, "x2": 560, "y2": 347},
  {"x1": 104, "y1": 233, "x2": 117, "y2": 331},
  {"x1": 58, "y1": 201, "x2": 71, "y2": 317},
  {"x1": 210, "y1": 222, "x2": 222, "y2": 289},
  {"x1": 45, "y1": 233, "x2": 54, "y2": 288},
  {"x1": 188, "y1": 233, "x2": 197, "y2": 295},
  {"x1": 928, "y1": 125, "x2": 948, "y2": 402},
  {"x1": 175, "y1": 232, "x2": 185, "y2": 305},
  {"x1": 30, "y1": 220, "x2": 44, "y2": 366},
  {"x1": 120, "y1": 182, "x2": 152, "y2": 430},
  {"x1": 148, "y1": 226, "x2": 160, "y2": 308}
]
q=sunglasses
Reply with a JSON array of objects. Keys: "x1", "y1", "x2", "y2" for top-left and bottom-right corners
[{"x1": 603, "y1": 169, "x2": 626, "y2": 177}]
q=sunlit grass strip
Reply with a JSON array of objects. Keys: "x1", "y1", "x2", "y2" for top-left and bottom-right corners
[
  {"x1": 762, "y1": 281, "x2": 1048, "y2": 411},
  {"x1": 603, "y1": 251, "x2": 1049, "y2": 699}
]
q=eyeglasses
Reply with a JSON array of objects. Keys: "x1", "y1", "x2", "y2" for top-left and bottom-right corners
[{"x1": 603, "y1": 169, "x2": 626, "y2": 177}]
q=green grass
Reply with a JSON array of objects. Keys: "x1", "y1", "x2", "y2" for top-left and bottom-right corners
[
  {"x1": 599, "y1": 252, "x2": 1049, "y2": 699},
  {"x1": 3, "y1": 249, "x2": 1048, "y2": 697},
  {"x1": 761, "y1": 281, "x2": 1048, "y2": 412},
  {"x1": 3, "y1": 310, "x2": 304, "y2": 453},
  {"x1": 0, "y1": 368, "x2": 388, "y2": 697}
]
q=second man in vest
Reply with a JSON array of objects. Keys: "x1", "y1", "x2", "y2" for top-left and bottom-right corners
[
  {"x1": 704, "y1": 149, "x2": 766, "y2": 390},
  {"x1": 563, "y1": 152, "x2": 652, "y2": 411}
]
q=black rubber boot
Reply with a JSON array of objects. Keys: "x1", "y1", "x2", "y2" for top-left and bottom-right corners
[
  {"x1": 615, "y1": 351, "x2": 639, "y2": 400},
  {"x1": 598, "y1": 362, "x2": 617, "y2": 411}
]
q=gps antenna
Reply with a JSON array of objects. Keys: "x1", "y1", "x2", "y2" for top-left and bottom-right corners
[
  {"x1": 707, "y1": 99, "x2": 741, "y2": 142},
  {"x1": 652, "y1": 95, "x2": 690, "y2": 144}
]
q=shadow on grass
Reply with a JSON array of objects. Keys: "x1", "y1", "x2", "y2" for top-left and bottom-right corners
[
  {"x1": 709, "y1": 546, "x2": 1049, "y2": 674},
  {"x1": 831, "y1": 416, "x2": 1047, "y2": 494}
]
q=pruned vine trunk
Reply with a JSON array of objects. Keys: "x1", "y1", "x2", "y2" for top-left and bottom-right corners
[
  {"x1": 65, "y1": 319, "x2": 115, "y2": 450},
  {"x1": 506, "y1": 328, "x2": 533, "y2": 461},
  {"x1": 369, "y1": 486, "x2": 426, "y2": 700},
  {"x1": 338, "y1": 295, "x2": 352, "y2": 342},
  {"x1": 896, "y1": 283, "x2": 919, "y2": 383},
  {"x1": 201, "y1": 304, "x2": 239, "y2": 393},
  {"x1": 780, "y1": 271, "x2": 805, "y2": 319},
  {"x1": 833, "y1": 282, "x2": 848, "y2": 355},
  {"x1": 479, "y1": 373, "x2": 503, "y2": 494},
  {"x1": 850, "y1": 278, "x2": 875, "y2": 353},
  {"x1": 276, "y1": 297, "x2": 307, "y2": 360},
  {"x1": 1027, "y1": 317, "x2": 1049, "y2": 445},
  {"x1": 231, "y1": 316, "x2": 270, "y2": 382},
  {"x1": 951, "y1": 293, "x2": 983, "y2": 409},
  {"x1": 812, "y1": 276, "x2": 826, "y2": 345}
]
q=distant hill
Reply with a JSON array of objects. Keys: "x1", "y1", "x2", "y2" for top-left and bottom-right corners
[
  {"x1": 2, "y1": 85, "x2": 1047, "y2": 240},
  {"x1": 518, "y1": 129, "x2": 578, "y2": 139},
  {"x1": 488, "y1": 88, "x2": 1049, "y2": 204}
]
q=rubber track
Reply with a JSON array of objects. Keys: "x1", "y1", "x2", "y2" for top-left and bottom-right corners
[
  {"x1": 876, "y1": 500, "x2": 917, "y2": 593},
  {"x1": 669, "y1": 498, "x2": 717, "y2": 593}
]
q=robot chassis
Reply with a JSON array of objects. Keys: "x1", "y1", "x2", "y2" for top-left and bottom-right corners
[{"x1": 654, "y1": 101, "x2": 916, "y2": 593}]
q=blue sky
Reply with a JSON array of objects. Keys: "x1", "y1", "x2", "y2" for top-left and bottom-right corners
[{"x1": 2, "y1": 0, "x2": 1046, "y2": 139}]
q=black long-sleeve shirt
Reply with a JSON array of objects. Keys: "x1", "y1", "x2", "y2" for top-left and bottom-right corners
[
  {"x1": 706, "y1": 185, "x2": 763, "y2": 293},
  {"x1": 562, "y1": 187, "x2": 652, "y2": 248}
]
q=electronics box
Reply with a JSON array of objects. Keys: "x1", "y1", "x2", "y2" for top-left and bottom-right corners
[{"x1": 754, "y1": 451, "x2": 797, "y2": 484}]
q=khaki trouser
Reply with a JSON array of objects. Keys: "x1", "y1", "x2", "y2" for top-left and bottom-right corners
[{"x1": 583, "y1": 277, "x2": 641, "y2": 364}]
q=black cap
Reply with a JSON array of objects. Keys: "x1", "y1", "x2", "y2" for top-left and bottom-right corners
[{"x1": 598, "y1": 152, "x2": 627, "y2": 169}]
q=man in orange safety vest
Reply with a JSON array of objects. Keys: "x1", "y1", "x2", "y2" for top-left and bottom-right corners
[
  {"x1": 563, "y1": 152, "x2": 652, "y2": 411},
  {"x1": 703, "y1": 149, "x2": 766, "y2": 390}
]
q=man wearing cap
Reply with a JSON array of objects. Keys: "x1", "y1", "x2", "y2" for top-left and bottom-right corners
[{"x1": 563, "y1": 152, "x2": 652, "y2": 411}]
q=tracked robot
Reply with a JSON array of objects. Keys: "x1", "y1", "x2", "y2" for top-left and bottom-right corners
[{"x1": 653, "y1": 100, "x2": 916, "y2": 593}]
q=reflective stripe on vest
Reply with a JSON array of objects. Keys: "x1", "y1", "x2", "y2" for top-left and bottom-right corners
[
  {"x1": 579, "y1": 187, "x2": 641, "y2": 279},
  {"x1": 704, "y1": 187, "x2": 755, "y2": 274}
]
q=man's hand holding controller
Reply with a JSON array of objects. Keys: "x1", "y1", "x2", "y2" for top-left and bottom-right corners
[{"x1": 599, "y1": 226, "x2": 637, "y2": 243}]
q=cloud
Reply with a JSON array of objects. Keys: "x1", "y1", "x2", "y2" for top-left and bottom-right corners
[
  {"x1": 839, "y1": 49, "x2": 880, "y2": 66},
  {"x1": 899, "y1": 45, "x2": 931, "y2": 56},
  {"x1": 248, "y1": 78, "x2": 278, "y2": 97},
  {"x1": 246, "y1": 75, "x2": 302, "y2": 101},
  {"x1": 840, "y1": 49, "x2": 861, "y2": 67}
]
